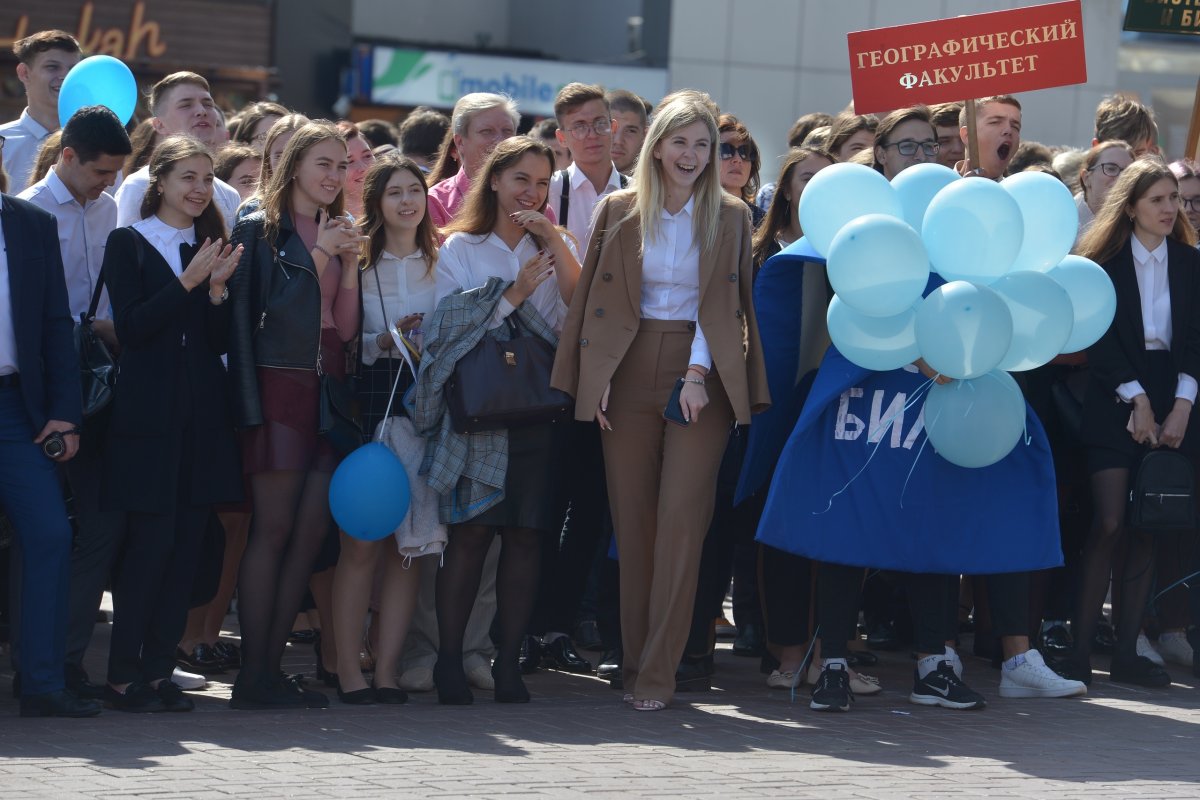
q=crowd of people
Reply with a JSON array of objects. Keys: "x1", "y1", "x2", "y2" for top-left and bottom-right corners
[{"x1": 2, "y1": 27, "x2": 1199, "y2": 720}]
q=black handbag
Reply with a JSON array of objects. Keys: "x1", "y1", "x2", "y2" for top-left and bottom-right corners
[
  {"x1": 318, "y1": 371, "x2": 365, "y2": 456},
  {"x1": 1128, "y1": 449, "x2": 1197, "y2": 532},
  {"x1": 74, "y1": 238, "x2": 135, "y2": 419},
  {"x1": 446, "y1": 315, "x2": 572, "y2": 433}
]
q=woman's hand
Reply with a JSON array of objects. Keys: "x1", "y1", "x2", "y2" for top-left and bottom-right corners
[
  {"x1": 680, "y1": 380, "x2": 709, "y2": 423},
  {"x1": 397, "y1": 312, "x2": 424, "y2": 333},
  {"x1": 502, "y1": 249, "x2": 554, "y2": 307},
  {"x1": 510, "y1": 210, "x2": 556, "y2": 240},
  {"x1": 1159, "y1": 398, "x2": 1192, "y2": 449},
  {"x1": 179, "y1": 237, "x2": 219, "y2": 291},
  {"x1": 1128, "y1": 395, "x2": 1159, "y2": 447},
  {"x1": 595, "y1": 382, "x2": 612, "y2": 431},
  {"x1": 914, "y1": 358, "x2": 953, "y2": 385},
  {"x1": 208, "y1": 242, "x2": 244, "y2": 294},
  {"x1": 314, "y1": 209, "x2": 369, "y2": 263}
]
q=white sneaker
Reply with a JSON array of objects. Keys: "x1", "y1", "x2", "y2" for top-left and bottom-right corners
[
  {"x1": 397, "y1": 667, "x2": 434, "y2": 692},
  {"x1": 998, "y1": 650, "x2": 1086, "y2": 698},
  {"x1": 1136, "y1": 633, "x2": 1166, "y2": 666},
  {"x1": 466, "y1": 663, "x2": 495, "y2": 691},
  {"x1": 1156, "y1": 633, "x2": 1194, "y2": 667},
  {"x1": 171, "y1": 666, "x2": 207, "y2": 690},
  {"x1": 767, "y1": 669, "x2": 799, "y2": 690}
]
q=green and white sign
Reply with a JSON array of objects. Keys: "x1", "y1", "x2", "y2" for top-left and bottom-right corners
[
  {"x1": 1123, "y1": 0, "x2": 1200, "y2": 35},
  {"x1": 371, "y1": 46, "x2": 668, "y2": 115}
]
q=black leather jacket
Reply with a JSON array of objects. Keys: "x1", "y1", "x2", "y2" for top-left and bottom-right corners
[{"x1": 228, "y1": 209, "x2": 324, "y2": 427}]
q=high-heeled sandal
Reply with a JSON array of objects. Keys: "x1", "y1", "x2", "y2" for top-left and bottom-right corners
[{"x1": 632, "y1": 699, "x2": 667, "y2": 712}]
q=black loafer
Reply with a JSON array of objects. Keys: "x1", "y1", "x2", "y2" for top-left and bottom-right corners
[
  {"x1": 337, "y1": 686, "x2": 377, "y2": 705},
  {"x1": 65, "y1": 664, "x2": 107, "y2": 700},
  {"x1": 518, "y1": 636, "x2": 544, "y2": 675},
  {"x1": 1039, "y1": 624, "x2": 1074, "y2": 654},
  {"x1": 156, "y1": 680, "x2": 195, "y2": 712},
  {"x1": 541, "y1": 636, "x2": 593, "y2": 673},
  {"x1": 732, "y1": 623, "x2": 765, "y2": 657},
  {"x1": 106, "y1": 682, "x2": 166, "y2": 712},
  {"x1": 847, "y1": 650, "x2": 879, "y2": 668},
  {"x1": 1110, "y1": 655, "x2": 1171, "y2": 687},
  {"x1": 866, "y1": 622, "x2": 901, "y2": 651},
  {"x1": 229, "y1": 676, "x2": 305, "y2": 710},
  {"x1": 176, "y1": 644, "x2": 225, "y2": 675},
  {"x1": 211, "y1": 641, "x2": 242, "y2": 669},
  {"x1": 374, "y1": 686, "x2": 409, "y2": 704},
  {"x1": 675, "y1": 655, "x2": 714, "y2": 692},
  {"x1": 1093, "y1": 622, "x2": 1116, "y2": 654},
  {"x1": 19, "y1": 689, "x2": 102, "y2": 718},
  {"x1": 596, "y1": 650, "x2": 622, "y2": 678}
]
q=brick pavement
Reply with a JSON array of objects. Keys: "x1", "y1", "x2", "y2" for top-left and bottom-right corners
[{"x1": 2, "y1": 616, "x2": 1200, "y2": 799}]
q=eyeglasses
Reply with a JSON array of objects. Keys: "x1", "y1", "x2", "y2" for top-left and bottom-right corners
[
  {"x1": 882, "y1": 140, "x2": 939, "y2": 157},
  {"x1": 566, "y1": 118, "x2": 612, "y2": 140},
  {"x1": 1182, "y1": 195, "x2": 1200, "y2": 212},
  {"x1": 1088, "y1": 162, "x2": 1124, "y2": 178},
  {"x1": 719, "y1": 142, "x2": 752, "y2": 161}
]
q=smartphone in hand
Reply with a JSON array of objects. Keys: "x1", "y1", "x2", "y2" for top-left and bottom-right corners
[{"x1": 662, "y1": 379, "x2": 690, "y2": 427}]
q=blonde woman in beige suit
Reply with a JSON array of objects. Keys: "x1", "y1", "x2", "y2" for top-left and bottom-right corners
[{"x1": 552, "y1": 93, "x2": 769, "y2": 711}]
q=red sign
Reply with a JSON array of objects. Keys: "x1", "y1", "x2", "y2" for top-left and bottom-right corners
[{"x1": 847, "y1": 0, "x2": 1087, "y2": 115}]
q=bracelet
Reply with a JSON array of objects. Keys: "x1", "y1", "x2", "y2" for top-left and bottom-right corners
[
  {"x1": 313, "y1": 244, "x2": 334, "y2": 261},
  {"x1": 208, "y1": 286, "x2": 229, "y2": 305},
  {"x1": 682, "y1": 376, "x2": 705, "y2": 385}
]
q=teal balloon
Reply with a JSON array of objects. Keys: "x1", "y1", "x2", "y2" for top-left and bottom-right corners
[
  {"x1": 329, "y1": 442, "x2": 411, "y2": 541},
  {"x1": 1045, "y1": 255, "x2": 1117, "y2": 353},
  {"x1": 57, "y1": 55, "x2": 137, "y2": 126},
  {"x1": 827, "y1": 214, "x2": 930, "y2": 317},
  {"x1": 922, "y1": 179, "x2": 1024, "y2": 284},
  {"x1": 915, "y1": 281, "x2": 1013, "y2": 380},
  {"x1": 1001, "y1": 171, "x2": 1079, "y2": 273},
  {"x1": 798, "y1": 163, "x2": 902, "y2": 257},
  {"x1": 891, "y1": 163, "x2": 960, "y2": 231},
  {"x1": 990, "y1": 270, "x2": 1074, "y2": 371},
  {"x1": 923, "y1": 370, "x2": 1027, "y2": 468},
  {"x1": 827, "y1": 296, "x2": 920, "y2": 371}
]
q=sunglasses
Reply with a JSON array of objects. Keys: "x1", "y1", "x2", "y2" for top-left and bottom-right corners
[{"x1": 719, "y1": 142, "x2": 752, "y2": 161}]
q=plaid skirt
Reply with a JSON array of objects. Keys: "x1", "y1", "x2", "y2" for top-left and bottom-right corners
[{"x1": 358, "y1": 356, "x2": 415, "y2": 437}]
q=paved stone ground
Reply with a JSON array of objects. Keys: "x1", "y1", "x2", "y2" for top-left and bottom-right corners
[{"x1": 2, "y1": 612, "x2": 1200, "y2": 800}]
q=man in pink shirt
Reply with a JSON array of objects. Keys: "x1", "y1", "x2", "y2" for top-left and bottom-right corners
[{"x1": 428, "y1": 93, "x2": 520, "y2": 226}]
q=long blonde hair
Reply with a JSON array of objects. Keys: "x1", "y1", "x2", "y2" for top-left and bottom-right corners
[
  {"x1": 614, "y1": 94, "x2": 722, "y2": 255},
  {"x1": 259, "y1": 120, "x2": 346, "y2": 246},
  {"x1": 1077, "y1": 158, "x2": 1197, "y2": 264}
]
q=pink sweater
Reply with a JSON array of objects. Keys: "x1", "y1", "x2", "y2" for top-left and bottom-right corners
[{"x1": 294, "y1": 213, "x2": 360, "y2": 342}]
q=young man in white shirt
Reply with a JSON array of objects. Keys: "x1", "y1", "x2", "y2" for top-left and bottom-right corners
[
  {"x1": 607, "y1": 89, "x2": 650, "y2": 178},
  {"x1": 0, "y1": 30, "x2": 82, "y2": 193},
  {"x1": 547, "y1": 83, "x2": 625, "y2": 255},
  {"x1": 113, "y1": 72, "x2": 241, "y2": 231},
  {"x1": 17, "y1": 105, "x2": 130, "y2": 702}
]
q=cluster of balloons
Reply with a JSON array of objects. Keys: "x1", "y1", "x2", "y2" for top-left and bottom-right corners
[
  {"x1": 58, "y1": 55, "x2": 138, "y2": 126},
  {"x1": 800, "y1": 163, "x2": 1116, "y2": 468}
]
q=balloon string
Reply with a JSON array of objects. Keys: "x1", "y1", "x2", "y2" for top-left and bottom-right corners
[
  {"x1": 983, "y1": 370, "x2": 1033, "y2": 445},
  {"x1": 814, "y1": 377, "x2": 935, "y2": 515}
]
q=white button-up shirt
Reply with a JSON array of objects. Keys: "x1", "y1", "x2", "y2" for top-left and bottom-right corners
[
  {"x1": 547, "y1": 162, "x2": 623, "y2": 255},
  {"x1": 0, "y1": 108, "x2": 52, "y2": 193},
  {"x1": 18, "y1": 168, "x2": 117, "y2": 319},
  {"x1": 131, "y1": 215, "x2": 196, "y2": 276},
  {"x1": 639, "y1": 196, "x2": 711, "y2": 369},
  {"x1": 436, "y1": 231, "x2": 571, "y2": 333},
  {"x1": 1116, "y1": 236, "x2": 1197, "y2": 403},
  {"x1": 0, "y1": 196, "x2": 17, "y2": 374},
  {"x1": 362, "y1": 249, "x2": 437, "y2": 365},
  {"x1": 114, "y1": 165, "x2": 241, "y2": 236}
]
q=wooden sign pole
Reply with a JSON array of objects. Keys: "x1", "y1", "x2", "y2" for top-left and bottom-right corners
[
  {"x1": 1187, "y1": 75, "x2": 1200, "y2": 163},
  {"x1": 964, "y1": 99, "x2": 981, "y2": 173}
]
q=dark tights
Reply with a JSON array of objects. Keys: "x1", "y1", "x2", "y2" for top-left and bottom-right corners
[
  {"x1": 1072, "y1": 468, "x2": 1156, "y2": 666},
  {"x1": 237, "y1": 470, "x2": 333, "y2": 688},
  {"x1": 435, "y1": 524, "x2": 540, "y2": 703}
]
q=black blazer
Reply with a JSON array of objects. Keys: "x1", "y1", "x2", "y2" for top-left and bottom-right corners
[
  {"x1": 100, "y1": 226, "x2": 242, "y2": 513},
  {"x1": 0, "y1": 194, "x2": 81, "y2": 430},
  {"x1": 1087, "y1": 238, "x2": 1200, "y2": 398}
]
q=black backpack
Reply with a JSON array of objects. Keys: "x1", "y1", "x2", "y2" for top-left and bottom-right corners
[{"x1": 1128, "y1": 449, "x2": 1197, "y2": 532}]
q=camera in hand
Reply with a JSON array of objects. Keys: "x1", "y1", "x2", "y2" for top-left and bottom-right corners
[{"x1": 41, "y1": 431, "x2": 69, "y2": 459}]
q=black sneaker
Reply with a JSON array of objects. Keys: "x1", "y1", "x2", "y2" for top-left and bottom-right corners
[
  {"x1": 909, "y1": 661, "x2": 987, "y2": 710},
  {"x1": 810, "y1": 663, "x2": 854, "y2": 712}
]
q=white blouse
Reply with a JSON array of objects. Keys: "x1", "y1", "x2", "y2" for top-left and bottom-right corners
[
  {"x1": 435, "y1": 231, "x2": 571, "y2": 333},
  {"x1": 1116, "y1": 236, "x2": 1198, "y2": 404},
  {"x1": 362, "y1": 249, "x2": 437, "y2": 365},
  {"x1": 639, "y1": 196, "x2": 711, "y2": 369},
  {"x1": 131, "y1": 215, "x2": 196, "y2": 276}
]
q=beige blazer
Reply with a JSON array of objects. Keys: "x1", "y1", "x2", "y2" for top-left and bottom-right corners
[{"x1": 551, "y1": 191, "x2": 770, "y2": 424}]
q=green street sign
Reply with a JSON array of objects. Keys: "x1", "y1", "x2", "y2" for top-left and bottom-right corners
[{"x1": 1123, "y1": 0, "x2": 1200, "y2": 35}]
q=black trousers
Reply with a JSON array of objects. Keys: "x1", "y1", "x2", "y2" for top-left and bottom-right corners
[
  {"x1": 761, "y1": 545, "x2": 812, "y2": 647},
  {"x1": 819, "y1": 564, "x2": 949, "y2": 658}
]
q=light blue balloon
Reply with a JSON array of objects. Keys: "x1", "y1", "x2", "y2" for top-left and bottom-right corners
[
  {"x1": 922, "y1": 179, "x2": 1024, "y2": 284},
  {"x1": 1045, "y1": 255, "x2": 1117, "y2": 353},
  {"x1": 827, "y1": 214, "x2": 930, "y2": 318},
  {"x1": 923, "y1": 370, "x2": 1027, "y2": 468},
  {"x1": 798, "y1": 163, "x2": 902, "y2": 257},
  {"x1": 1001, "y1": 171, "x2": 1079, "y2": 273},
  {"x1": 329, "y1": 442, "x2": 411, "y2": 541},
  {"x1": 891, "y1": 163, "x2": 960, "y2": 231},
  {"x1": 915, "y1": 281, "x2": 1013, "y2": 380},
  {"x1": 827, "y1": 296, "x2": 921, "y2": 372},
  {"x1": 990, "y1": 270, "x2": 1074, "y2": 371},
  {"x1": 57, "y1": 55, "x2": 138, "y2": 126}
]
